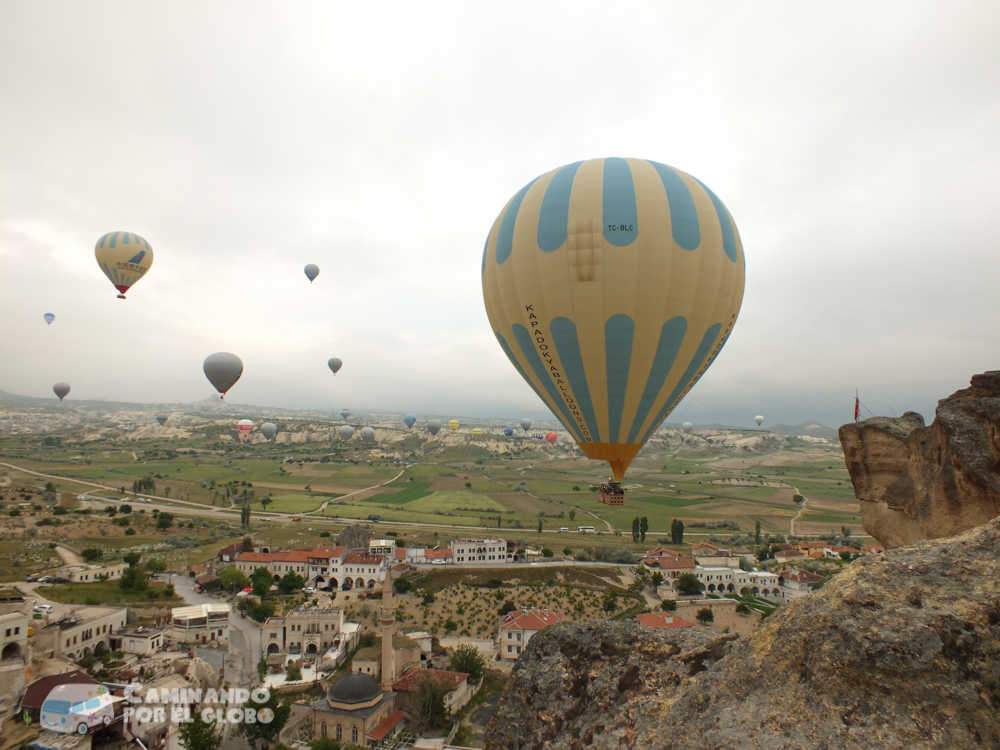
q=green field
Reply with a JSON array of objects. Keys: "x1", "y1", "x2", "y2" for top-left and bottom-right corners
[
  {"x1": 365, "y1": 481, "x2": 433, "y2": 505},
  {"x1": 406, "y1": 491, "x2": 507, "y2": 513},
  {"x1": 253, "y1": 494, "x2": 327, "y2": 514}
]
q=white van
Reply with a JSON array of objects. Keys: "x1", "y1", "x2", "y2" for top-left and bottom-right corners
[
  {"x1": 40, "y1": 683, "x2": 116, "y2": 734},
  {"x1": 559, "y1": 527, "x2": 569, "y2": 533}
]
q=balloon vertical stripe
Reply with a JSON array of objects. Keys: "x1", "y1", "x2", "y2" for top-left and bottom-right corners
[
  {"x1": 605, "y1": 314, "x2": 635, "y2": 443},
  {"x1": 495, "y1": 178, "x2": 539, "y2": 265},
  {"x1": 602, "y1": 158, "x2": 638, "y2": 247},
  {"x1": 695, "y1": 179, "x2": 738, "y2": 263},
  {"x1": 537, "y1": 161, "x2": 583, "y2": 252},
  {"x1": 626, "y1": 316, "x2": 688, "y2": 444},
  {"x1": 551, "y1": 317, "x2": 602, "y2": 443},
  {"x1": 647, "y1": 161, "x2": 701, "y2": 251},
  {"x1": 512, "y1": 324, "x2": 585, "y2": 442}
]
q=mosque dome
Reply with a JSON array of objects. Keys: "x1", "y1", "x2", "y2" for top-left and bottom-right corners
[{"x1": 327, "y1": 672, "x2": 381, "y2": 705}]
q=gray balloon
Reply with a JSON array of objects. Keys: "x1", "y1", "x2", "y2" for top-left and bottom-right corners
[
  {"x1": 341, "y1": 409, "x2": 350, "y2": 420},
  {"x1": 328, "y1": 358, "x2": 343, "y2": 375},
  {"x1": 156, "y1": 416, "x2": 168, "y2": 426},
  {"x1": 203, "y1": 352, "x2": 244, "y2": 398},
  {"x1": 53, "y1": 382, "x2": 70, "y2": 401},
  {"x1": 304, "y1": 264, "x2": 320, "y2": 282},
  {"x1": 261, "y1": 423, "x2": 277, "y2": 440},
  {"x1": 360, "y1": 426, "x2": 376, "y2": 442},
  {"x1": 682, "y1": 422, "x2": 693, "y2": 434},
  {"x1": 339, "y1": 425, "x2": 355, "y2": 440},
  {"x1": 520, "y1": 419, "x2": 532, "y2": 431},
  {"x1": 427, "y1": 419, "x2": 442, "y2": 436}
]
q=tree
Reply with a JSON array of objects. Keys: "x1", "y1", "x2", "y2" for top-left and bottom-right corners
[
  {"x1": 676, "y1": 573, "x2": 703, "y2": 596},
  {"x1": 839, "y1": 551, "x2": 853, "y2": 562},
  {"x1": 285, "y1": 661, "x2": 302, "y2": 681},
  {"x1": 841, "y1": 526, "x2": 852, "y2": 538},
  {"x1": 220, "y1": 567, "x2": 250, "y2": 592},
  {"x1": 82, "y1": 548, "x2": 103, "y2": 562},
  {"x1": 450, "y1": 644, "x2": 486, "y2": 680},
  {"x1": 601, "y1": 590, "x2": 619, "y2": 614},
  {"x1": 120, "y1": 566, "x2": 149, "y2": 593},
  {"x1": 241, "y1": 536, "x2": 254, "y2": 552},
  {"x1": 754, "y1": 520, "x2": 761, "y2": 545},
  {"x1": 651, "y1": 572, "x2": 664, "y2": 588},
  {"x1": 155, "y1": 512, "x2": 174, "y2": 530},
  {"x1": 234, "y1": 686, "x2": 290, "y2": 747},
  {"x1": 498, "y1": 600, "x2": 516, "y2": 616},
  {"x1": 660, "y1": 599, "x2": 677, "y2": 612},
  {"x1": 145, "y1": 558, "x2": 167, "y2": 573},
  {"x1": 639, "y1": 516, "x2": 649, "y2": 543},
  {"x1": 105, "y1": 505, "x2": 117, "y2": 517},
  {"x1": 393, "y1": 576, "x2": 413, "y2": 593},
  {"x1": 696, "y1": 607, "x2": 714, "y2": 624},
  {"x1": 308, "y1": 737, "x2": 342, "y2": 750},
  {"x1": 177, "y1": 706, "x2": 222, "y2": 750},
  {"x1": 123, "y1": 552, "x2": 141, "y2": 568},
  {"x1": 278, "y1": 571, "x2": 305, "y2": 595},
  {"x1": 537, "y1": 518, "x2": 543, "y2": 534},
  {"x1": 568, "y1": 509, "x2": 576, "y2": 521},
  {"x1": 631, "y1": 517, "x2": 640, "y2": 543},
  {"x1": 542, "y1": 548, "x2": 553, "y2": 558},
  {"x1": 756, "y1": 546, "x2": 772, "y2": 562},
  {"x1": 735, "y1": 602, "x2": 752, "y2": 615},
  {"x1": 411, "y1": 673, "x2": 450, "y2": 731},
  {"x1": 240, "y1": 504, "x2": 251, "y2": 528},
  {"x1": 792, "y1": 494, "x2": 805, "y2": 505},
  {"x1": 119, "y1": 504, "x2": 132, "y2": 514},
  {"x1": 251, "y1": 567, "x2": 273, "y2": 598},
  {"x1": 670, "y1": 519, "x2": 684, "y2": 545}
]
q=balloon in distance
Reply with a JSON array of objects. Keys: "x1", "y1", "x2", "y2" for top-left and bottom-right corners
[
  {"x1": 43, "y1": 313, "x2": 55, "y2": 325},
  {"x1": 503, "y1": 427, "x2": 515, "y2": 436},
  {"x1": 520, "y1": 419, "x2": 532, "y2": 432},
  {"x1": 95, "y1": 232, "x2": 153, "y2": 299},
  {"x1": 545, "y1": 431, "x2": 558, "y2": 445},
  {"x1": 53, "y1": 383, "x2": 70, "y2": 401},
  {"x1": 304, "y1": 264, "x2": 320, "y2": 282},
  {"x1": 237, "y1": 419, "x2": 254, "y2": 438},
  {"x1": 471, "y1": 428, "x2": 483, "y2": 435},
  {"x1": 341, "y1": 409, "x2": 350, "y2": 420},
  {"x1": 755, "y1": 415, "x2": 764, "y2": 426},
  {"x1": 403, "y1": 414, "x2": 416, "y2": 429},
  {"x1": 682, "y1": 422, "x2": 694, "y2": 434},
  {"x1": 328, "y1": 358, "x2": 343, "y2": 375},
  {"x1": 156, "y1": 416, "x2": 168, "y2": 426},
  {"x1": 261, "y1": 423, "x2": 278, "y2": 440},
  {"x1": 204, "y1": 352, "x2": 244, "y2": 399},
  {"x1": 360, "y1": 426, "x2": 376, "y2": 442},
  {"x1": 339, "y1": 425, "x2": 355, "y2": 440},
  {"x1": 448, "y1": 420, "x2": 459, "y2": 432},
  {"x1": 481, "y1": 157, "x2": 745, "y2": 479},
  {"x1": 426, "y1": 419, "x2": 442, "y2": 436}
]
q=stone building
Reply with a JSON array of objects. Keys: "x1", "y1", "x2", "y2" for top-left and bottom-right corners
[
  {"x1": 168, "y1": 603, "x2": 230, "y2": 645},
  {"x1": 0, "y1": 610, "x2": 30, "y2": 701},
  {"x1": 33, "y1": 607, "x2": 127, "y2": 661},
  {"x1": 263, "y1": 608, "x2": 348, "y2": 661},
  {"x1": 451, "y1": 537, "x2": 511, "y2": 564},
  {"x1": 109, "y1": 626, "x2": 163, "y2": 656},
  {"x1": 311, "y1": 672, "x2": 404, "y2": 747},
  {"x1": 496, "y1": 609, "x2": 564, "y2": 662}
]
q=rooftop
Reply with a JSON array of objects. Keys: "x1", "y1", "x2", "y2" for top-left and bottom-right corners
[
  {"x1": 392, "y1": 667, "x2": 467, "y2": 693},
  {"x1": 499, "y1": 609, "x2": 564, "y2": 631}
]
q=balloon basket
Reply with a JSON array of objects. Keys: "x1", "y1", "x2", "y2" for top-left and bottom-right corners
[
  {"x1": 117, "y1": 294, "x2": 126, "y2": 299},
  {"x1": 598, "y1": 480, "x2": 625, "y2": 506}
]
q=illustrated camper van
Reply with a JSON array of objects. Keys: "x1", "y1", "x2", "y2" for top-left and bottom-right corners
[{"x1": 40, "y1": 683, "x2": 116, "y2": 734}]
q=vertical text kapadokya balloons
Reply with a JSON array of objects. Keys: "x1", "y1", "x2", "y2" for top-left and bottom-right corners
[
  {"x1": 95, "y1": 232, "x2": 154, "y2": 299},
  {"x1": 482, "y1": 158, "x2": 745, "y2": 479}
]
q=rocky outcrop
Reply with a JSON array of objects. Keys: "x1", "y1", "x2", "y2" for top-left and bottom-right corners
[
  {"x1": 485, "y1": 517, "x2": 1000, "y2": 749},
  {"x1": 335, "y1": 523, "x2": 372, "y2": 550},
  {"x1": 839, "y1": 371, "x2": 1000, "y2": 548}
]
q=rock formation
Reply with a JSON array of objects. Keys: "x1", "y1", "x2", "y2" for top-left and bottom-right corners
[
  {"x1": 335, "y1": 523, "x2": 372, "y2": 550},
  {"x1": 839, "y1": 371, "x2": 1000, "y2": 548},
  {"x1": 485, "y1": 517, "x2": 1000, "y2": 749}
]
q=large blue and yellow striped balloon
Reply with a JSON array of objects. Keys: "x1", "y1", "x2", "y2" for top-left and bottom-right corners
[{"x1": 481, "y1": 158, "x2": 745, "y2": 479}]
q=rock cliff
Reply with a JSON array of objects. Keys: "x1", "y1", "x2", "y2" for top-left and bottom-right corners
[
  {"x1": 839, "y1": 371, "x2": 1000, "y2": 548},
  {"x1": 484, "y1": 517, "x2": 1000, "y2": 749}
]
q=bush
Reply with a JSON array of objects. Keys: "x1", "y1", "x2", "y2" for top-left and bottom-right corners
[
  {"x1": 449, "y1": 643, "x2": 486, "y2": 680},
  {"x1": 735, "y1": 602, "x2": 752, "y2": 615},
  {"x1": 696, "y1": 607, "x2": 714, "y2": 624},
  {"x1": 393, "y1": 576, "x2": 413, "y2": 593},
  {"x1": 660, "y1": 599, "x2": 677, "y2": 612},
  {"x1": 125, "y1": 527, "x2": 136, "y2": 535},
  {"x1": 541, "y1": 548, "x2": 553, "y2": 558},
  {"x1": 81, "y1": 547, "x2": 103, "y2": 562}
]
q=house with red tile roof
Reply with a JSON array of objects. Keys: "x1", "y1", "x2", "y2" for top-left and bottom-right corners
[
  {"x1": 366, "y1": 709, "x2": 406, "y2": 746},
  {"x1": 861, "y1": 544, "x2": 885, "y2": 554},
  {"x1": 496, "y1": 609, "x2": 564, "y2": 662},
  {"x1": 424, "y1": 548, "x2": 453, "y2": 563},
  {"x1": 644, "y1": 546, "x2": 681, "y2": 558},
  {"x1": 635, "y1": 612, "x2": 695, "y2": 629},
  {"x1": 774, "y1": 549, "x2": 806, "y2": 561},
  {"x1": 392, "y1": 667, "x2": 473, "y2": 713},
  {"x1": 778, "y1": 568, "x2": 826, "y2": 599}
]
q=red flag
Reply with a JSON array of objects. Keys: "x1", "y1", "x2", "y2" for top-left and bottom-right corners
[{"x1": 854, "y1": 395, "x2": 860, "y2": 422}]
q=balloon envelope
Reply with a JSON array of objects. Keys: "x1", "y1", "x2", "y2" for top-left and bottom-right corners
[
  {"x1": 341, "y1": 409, "x2": 350, "y2": 420},
  {"x1": 545, "y1": 431, "x2": 558, "y2": 445},
  {"x1": 53, "y1": 383, "x2": 70, "y2": 400},
  {"x1": 482, "y1": 158, "x2": 745, "y2": 479},
  {"x1": 448, "y1": 420, "x2": 459, "y2": 432},
  {"x1": 755, "y1": 415, "x2": 764, "y2": 426},
  {"x1": 360, "y1": 426, "x2": 376, "y2": 441},
  {"x1": 427, "y1": 419, "x2": 442, "y2": 436},
  {"x1": 156, "y1": 416, "x2": 168, "y2": 426},
  {"x1": 237, "y1": 419, "x2": 254, "y2": 437},
  {"x1": 95, "y1": 232, "x2": 153, "y2": 299},
  {"x1": 43, "y1": 313, "x2": 55, "y2": 325},
  {"x1": 328, "y1": 358, "x2": 343, "y2": 375},
  {"x1": 261, "y1": 422, "x2": 277, "y2": 440},
  {"x1": 339, "y1": 425, "x2": 355, "y2": 440},
  {"x1": 682, "y1": 422, "x2": 694, "y2": 434},
  {"x1": 304, "y1": 264, "x2": 320, "y2": 282},
  {"x1": 403, "y1": 413, "x2": 416, "y2": 428},
  {"x1": 503, "y1": 427, "x2": 514, "y2": 436},
  {"x1": 471, "y1": 428, "x2": 483, "y2": 435},
  {"x1": 520, "y1": 419, "x2": 532, "y2": 432},
  {"x1": 204, "y1": 352, "x2": 244, "y2": 398}
]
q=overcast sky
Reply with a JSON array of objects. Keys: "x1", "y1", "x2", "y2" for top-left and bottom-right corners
[{"x1": 2, "y1": 1, "x2": 998, "y2": 430}]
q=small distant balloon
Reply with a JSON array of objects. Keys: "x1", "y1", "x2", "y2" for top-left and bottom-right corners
[
  {"x1": 43, "y1": 313, "x2": 55, "y2": 325},
  {"x1": 53, "y1": 383, "x2": 70, "y2": 401},
  {"x1": 204, "y1": 352, "x2": 244, "y2": 399},
  {"x1": 339, "y1": 425, "x2": 355, "y2": 440},
  {"x1": 360, "y1": 426, "x2": 376, "y2": 442},
  {"x1": 755, "y1": 415, "x2": 764, "y2": 426},
  {"x1": 427, "y1": 419, "x2": 442, "y2": 436},
  {"x1": 471, "y1": 428, "x2": 483, "y2": 435},
  {"x1": 328, "y1": 358, "x2": 343, "y2": 375},
  {"x1": 95, "y1": 232, "x2": 153, "y2": 299},
  {"x1": 448, "y1": 420, "x2": 459, "y2": 432},
  {"x1": 503, "y1": 427, "x2": 514, "y2": 437},
  {"x1": 545, "y1": 431, "x2": 558, "y2": 445},
  {"x1": 261, "y1": 423, "x2": 277, "y2": 440},
  {"x1": 403, "y1": 413, "x2": 416, "y2": 429},
  {"x1": 682, "y1": 422, "x2": 694, "y2": 434},
  {"x1": 304, "y1": 264, "x2": 320, "y2": 283},
  {"x1": 237, "y1": 419, "x2": 254, "y2": 438},
  {"x1": 341, "y1": 409, "x2": 350, "y2": 420},
  {"x1": 156, "y1": 416, "x2": 168, "y2": 426},
  {"x1": 520, "y1": 419, "x2": 532, "y2": 432}
]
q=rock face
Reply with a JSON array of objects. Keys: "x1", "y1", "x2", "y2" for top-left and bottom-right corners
[
  {"x1": 485, "y1": 517, "x2": 1000, "y2": 749},
  {"x1": 839, "y1": 371, "x2": 1000, "y2": 548},
  {"x1": 335, "y1": 523, "x2": 372, "y2": 550}
]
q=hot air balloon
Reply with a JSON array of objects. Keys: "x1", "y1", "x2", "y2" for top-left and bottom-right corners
[
  {"x1": 682, "y1": 422, "x2": 694, "y2": 434},
  {"x1": 43, "y1": 313, "x2": 55, "y2": 325},
  {"x1": 471, "y1": 428, "x2": 483, "y2": 435},
  {"x1": 427, "y1": 419, "x2": 442, "y2": 436},
  {"x1": 156, "y1": 416, "x2": 168, "y2": 426},
  {"x1": 261, "y1": 422, "x2": 277, "y2": 440},
  {"x1": 95, "y1": 232, "x2": 154, "y2": 299},
  {"x1": 204, "y1": 352, "x2": 243, "y2": 399},
  {"x1": 53, "y1": 383, "x2": 70, "y2": 400},
  {"x1": 403, "y1": 414, "x2": 416, "y2": 428},
  {"x1": 328, "y1": 358, "x2": 343, "y2": 375},
  {"x1": 237, "y1": 419, "x2": 254, "y2": 438},
  {"x1": 360, "y1": 426, "x2": 376, "y2": 442},
  {"x1": 339, "y1": 425, "x2": 355, "y2": 440},
  {"x1": 304, "y1": 264, "x2": 320, "y2": 282},
  {"x1": 545, "y1": 431, "x2": 558, "y2": 445},
  {"x1": 755, "y1": 415, "x2": 764, "y2": 426},
  {"x1": 520, "y1": 419, "x2": 532, "y2": 432},
  {"x1": 448, "y1": 420, "x2": 459, "y2": 432},
  {"x1": 503, "y1": 427, "x2": 514, "y2": 436},
  {"x1": 341, "y1": 409, "x2": 350, "y2": 420},
  {"x1": 482, "y1": 158, "x2": 745, "y2": 480}
]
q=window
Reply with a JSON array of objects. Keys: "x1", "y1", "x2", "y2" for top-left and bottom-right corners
[
  {"x1": 4, "y1": 629, "x2": 8, "y2": 637},
  {"x1": 14, "y1": 627, "x2": 19, "y2": 635},
  {"x1": 352, "y1": 728, "x2": 358, "y2": 743},
  {"x1": 507, "y1": 646, "x2": 512, "y2": 653},
  {"x1": 336, "y1": 725, "x2": 342, "y2": 740},
  {"x1": 321, "y1": 723, "x2": 326, "y2": 737}
]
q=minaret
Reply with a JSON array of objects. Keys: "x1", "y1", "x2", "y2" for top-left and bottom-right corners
[{"x1": 378, "y1": 569, "x2": 395, "y2": 691}]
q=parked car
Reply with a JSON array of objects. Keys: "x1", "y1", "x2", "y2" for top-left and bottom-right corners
[
  {"x1": 24, "y1": 575, "x2": 39, "y2": 582},
  {"x1": 36, "y1": 576, "x2": 54, "y2": 583},
  {"x1": 49, "y1": 577, "x2": 70, "y2": 584},
  {"x1": 305, "y1": 587, "x2": 316, "y2": 593},
  {"x1": 34, "y1": 604, "x2": 53, "y2": 612},
  {"x1": 292, "y1": 518, "x2": 302, "y2": 522}
]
